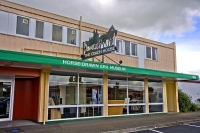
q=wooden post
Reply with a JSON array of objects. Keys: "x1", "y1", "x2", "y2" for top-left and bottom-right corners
[
  {"x1": 103, "y1": 73, "x2": 108, "y2": 117},
  {"x1": 162, "y1": 79, "x2": 168, "y2": 113},
  {"x1": 145, "y1": 78, "x2": 149, "y2": 114},
  {"x1": 174, "y1": 81, "x2": 179, "y2": 112},
  {"x1": 37, "y1": 68, "x2": 51, "y2": 124}
]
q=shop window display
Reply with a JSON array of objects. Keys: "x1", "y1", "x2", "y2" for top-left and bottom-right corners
[
  {"x1": 48, "y1": 72, "x2": 103, "y2": 120},
  {"x1": 148, "y1": 81, "x2": 163, "y2": 113}
]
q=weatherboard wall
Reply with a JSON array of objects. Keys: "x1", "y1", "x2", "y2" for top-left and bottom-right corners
[{"x1": 0, "y1": 0, "x2": 175, "y2": 72}]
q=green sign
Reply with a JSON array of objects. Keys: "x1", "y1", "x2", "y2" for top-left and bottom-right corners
[{"x1": 63, "y1": 60, "x2": 126, "y2": 71}]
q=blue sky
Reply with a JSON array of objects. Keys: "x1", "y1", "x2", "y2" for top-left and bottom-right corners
[{"x1": 159, "y1": 16, "x2": 200, "y2": 75}]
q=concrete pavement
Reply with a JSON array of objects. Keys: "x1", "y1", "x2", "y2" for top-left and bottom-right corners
[{"x1": 0, "y1": 111, "x2": 200, "y2": 133}]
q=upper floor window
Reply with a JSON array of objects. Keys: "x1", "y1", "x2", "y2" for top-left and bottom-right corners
[
  {"x1": 131, "y1": 43, "x2": 137, "y2": 56},
  {"x1": 146, "y1": 46, "x2": 158, "y2": 60},
  {"x1": 52, "y1": 24, "x2": 62, "y2": 42},
  {"x1": 16, "y1": 16, "x2": 29, "y2": 36},
  {"x1": 116, "y1": 39, "x2": 123, "y2": 54},
  {"x1": 125, "y1": 41, "x2": 130, "y2": 55},
  {"x1": 35, "y1": 21, "x2": 44, "y2": 39},
  {"x1": 67, "y1": 28, "x2": 76, "y2": 45},
  {"x1": 124, "y1": 41, "x2": 137, "y2": 56}
]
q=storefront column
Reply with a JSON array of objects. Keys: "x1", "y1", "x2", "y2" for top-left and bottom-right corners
[
  {"x1": 162, "y1": 80, "x2": 168, "y2": 113},
  {"x1": 38, "y1": 68, "x2": 51, "y2": 124},
  {"x1": 174, "y1": 81, "x2": 179, "y2": 112},
  {"x1": 103, "y1": 72, "x2": 108, "y2": 117},
  {"x1": 145, "y1": 78, "x2": 149, "y2": 114}
]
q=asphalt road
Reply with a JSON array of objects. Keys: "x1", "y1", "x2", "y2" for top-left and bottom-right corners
[{"x1": 132, "y1": 122, "x2": 200, "y2": 133}]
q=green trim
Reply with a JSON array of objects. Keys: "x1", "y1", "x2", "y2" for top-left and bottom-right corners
[{"x1": 0, "y1": 49, "x2": 198, "y2": 80}]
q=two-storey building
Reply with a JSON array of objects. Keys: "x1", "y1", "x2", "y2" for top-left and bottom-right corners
[{"x1": 0, "y1": 0, "x2": 198, "y2": 123}]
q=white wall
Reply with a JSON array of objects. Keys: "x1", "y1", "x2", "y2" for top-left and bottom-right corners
[
  {"x1": 8, "y1": 13, "x2": 16, "y2": 35},
  {"x1": 0, "y1": 11, "x2": 9, "y2": 34},
  {"x1": 30, "y1": 18, "x2": 36, "y2": 38},
  {"x1": 0, "y1": 10, "x2": 80, "y2": 47},
  {"x1": 137, "y1": 44, "x2": 145, "y2": 68},
  {"x1": 0, "y1": 11, "x2": 17, "y2": 35}
]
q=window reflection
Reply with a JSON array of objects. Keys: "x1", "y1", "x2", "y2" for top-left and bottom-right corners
[
  {"x1": 48, "y1": 72, "x2": 104, "y2": 120},
  {"x1": 108, "y1": 76, "x2": 145, "y2": 116},
  {"x1": 148, "y1": 81, "x2": 163, "y2": 113},
  {"x1": 79, "y1": 73, "x2": 103, "y2": 105}
]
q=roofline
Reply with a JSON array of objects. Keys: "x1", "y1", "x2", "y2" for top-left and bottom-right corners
[{"x1": 0, "y1": 0, "x2": 175, "y2": 49}]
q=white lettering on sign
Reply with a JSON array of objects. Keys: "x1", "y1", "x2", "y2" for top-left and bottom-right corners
[
  {"x1": 110, "y1": 66, "x2": 126, "y2": 71},
  {"x1": 63, "y1": 60, "x2": 126, "y2": 72},
  {"x1": 83, "y1": 45, "x2": 116, "y2": 59}
]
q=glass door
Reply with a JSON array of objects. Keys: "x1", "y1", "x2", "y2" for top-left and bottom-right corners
[{"x1": 0, "y1": 79, "x2": 14, "y2": 121}]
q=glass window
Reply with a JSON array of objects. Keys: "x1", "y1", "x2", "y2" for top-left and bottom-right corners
[
  {"x1": 48, "y1": 107, "x2": 77, "y2": 120},
  {"x1": 35, "y1": 21, "x2": 44, "y2": 39},
  {"x1": 16, "y1": 16, "x2": 29, "y2": 36},
  {"x1": 108, "y1": 75, "x2": 127, "y2": 115},
  {"x1": 48, "y1": 72, "x2": 103, "y2": 120},
  {"x1": 108, "y1": 76, "x2": 127, "y2": 102},
  {"x1": 0, "y1": 82, "x2": 11, "y2": 119},
  {"x1": 146, "y1": 46, "x2": 151, "y2": 59},
  {"x1": 52, "y1": 25, "x2": 62, "y2": 42},
  {"x1": 127, "y1": 79, "x2": 145, "y2": 114},
  {"x1": 152, "y1": 47, "x2": 158, "y2": 60},
  {"x1": 78, "y1": 73, "x2": 103, "y2": 118},
  {"x1": 125, "y1": 41, "x2": 130, "y2": 55},
  {"x1": 148, "y1": 81, "x2": 163, "y2": 113},
  {"x1": 108, "y1": 75, "x2": 145, "y2": 116},
  {"x1": 131, "y1": 43, "x2": 137, "y2": 56},
  {"x1": 116, "y1": 40, "x2": 122, "y2": 54},
  {"x1": 116, "y1": 40, "x2": 120, "y2": 53},
  {"x1": 67, "y1": 28, "x2": 76, "y2": 45},
  {"x1": 146, "y1": 46, "x2": 158, "y2": 60},
  {"x1": 49, "y1": 73, "x2": 78, "y2": 106},
  {"x1": 79, "y1": 73, "x2": 103, "y2": 105}
]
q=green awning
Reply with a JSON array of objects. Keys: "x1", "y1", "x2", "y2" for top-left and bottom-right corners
[{"x1": 0, "y1": 49, "x2": 198, "y2": 80}]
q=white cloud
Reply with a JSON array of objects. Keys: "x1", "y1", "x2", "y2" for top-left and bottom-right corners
[
  {"x1": 177, "y1": 44, "x2": 200, "y2": 75},
  {"x1": 8, "y1": 0, "x2": 200, "y2": 39},
  {"x1": 7, "y1": 0, "x2": 200, "y2": 75}
]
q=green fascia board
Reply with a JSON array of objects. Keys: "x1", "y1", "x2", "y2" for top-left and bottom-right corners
[{"x1": 0, "y1": 49, "x2": 198, "y2": 80}]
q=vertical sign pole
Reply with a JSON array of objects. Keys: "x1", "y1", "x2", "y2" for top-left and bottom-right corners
[
  {"x1": 82, "y1": 42, "x2": 84, "y2": 59},
  {"x1": 102, "y1": 55, "x2": 104, "y2": 63}
]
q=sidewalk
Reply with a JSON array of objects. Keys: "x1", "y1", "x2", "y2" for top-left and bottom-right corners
[{"x1": 0, "y1": 111, "x2": 200, "y2": 133}]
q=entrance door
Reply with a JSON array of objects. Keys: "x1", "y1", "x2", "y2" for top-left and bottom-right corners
[{"x1": 0, "y1": 79, "x2": 14, "y2": 121}]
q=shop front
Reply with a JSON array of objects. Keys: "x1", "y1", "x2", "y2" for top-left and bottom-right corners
[
  {"x1": 0, "y1": 65, "x2": 40, "y2": 122},
  {"x1": 47, "y1": 69, "x2": 165, "y2": 121},
  {"x1": 0, "y1": 49, "x2": 198, "y2": 123}
]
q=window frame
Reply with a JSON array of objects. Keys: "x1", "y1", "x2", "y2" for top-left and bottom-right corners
[
  {"x1": 152, "y1": 47, "x2": 158, "y2": 61},
  {"x1": 145, "y1": 46, "x2": 158, "y2": 61},
  {"x1": 52, "y1": 24, "x2": 63, "y2": 43},
  {"x1": 124, "y1": 41, "x2": 131, "y2": 56},
  {"x1": 35, "y1": 20, "x2": 44, "y2": 39},
  {"x1": 115, "y1": 39, "x2": 123, "y2": 54},
  {"x1": 130, "y1": 43, "x2": 137, "y2": 57},
  {"x1": 67, "y1": 27, "x2": 77, "y2": 45},
  {"x1": 16, "y1": 15, "x2": 30, "y2": 37}
]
